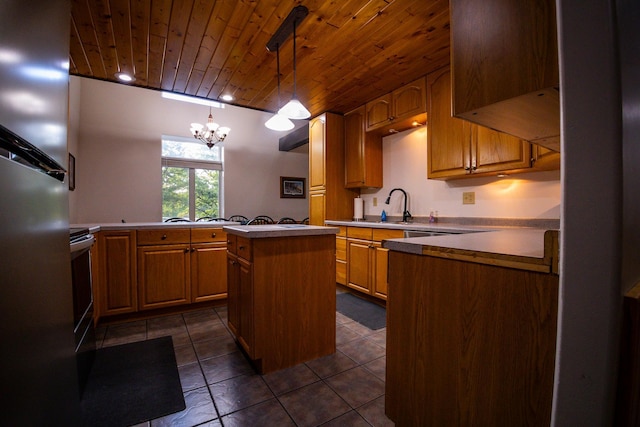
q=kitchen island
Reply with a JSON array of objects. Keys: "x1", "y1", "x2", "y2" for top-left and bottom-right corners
[
  {"x1": 223, "y1": 224, "x2": 339, "y2": 374},
  {"x1": 383, "y1": 229, "x2": 559, "y2": 426}
]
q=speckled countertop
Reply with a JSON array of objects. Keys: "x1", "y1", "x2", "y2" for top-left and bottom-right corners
[
  {"x1": 72, "y1": 221, "x2": 240, "y2": 234},
  {"x1": 327, "y1": 219, "x2": 559, "y2": 273},
  {"x1": 223, "y1": 224, "x2": 339, "y2": 238}
]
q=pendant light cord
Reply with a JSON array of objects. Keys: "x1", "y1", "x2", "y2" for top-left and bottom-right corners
[
  {"x1": 276, "y1": 44, "x2": 281, "y2": 106},
  {"x1": 292, "y1": 21, "x2": 297, "y2": 97}
]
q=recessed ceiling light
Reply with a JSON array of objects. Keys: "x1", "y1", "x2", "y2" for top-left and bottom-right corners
[
  {"x1": 115, "y1": 72, "x2": 135, "y2": 83},
  {"x1": 221, "y1": 94, "x2": 234, "y2": 102}
]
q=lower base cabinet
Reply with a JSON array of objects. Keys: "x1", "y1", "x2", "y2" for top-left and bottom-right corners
[
  {"x1": 94, "y1": 227, "x2": 227, "y2": 321},
  {"x1": 385, "y1": 251, "x2": 558, "y2": 426},
  {"x1": 95, "y1": 230, "x2": 137, "y2": 317},
  {"x1": 345, "y1": 227, "x2": 404, "y2": 300},
  {"x1": 227, "y1": 233, "x2": 336, "y2": 374}
]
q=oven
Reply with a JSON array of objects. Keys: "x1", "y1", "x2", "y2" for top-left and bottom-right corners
[{"x1": 70, "y1": 227, "x2": 96, "y2": 395}]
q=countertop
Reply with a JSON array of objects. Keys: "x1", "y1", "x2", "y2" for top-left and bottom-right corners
[
  {"x1": 327, "y1": 219, "x2": 559, "y2": 274},
  {"x1": 72, "y1": 221, "x2": 240, "y2": 234},
  {"x1": 325, "y1": 219, "x2": 497, "y2": 233},
  {"x1": 223, "y1": 224, "x2": 339, "y2": 238}
]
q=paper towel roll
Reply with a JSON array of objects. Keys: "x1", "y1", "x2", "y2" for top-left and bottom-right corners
[{"x1": 353, "y1": 197, "x2": 364, "y2": 220}]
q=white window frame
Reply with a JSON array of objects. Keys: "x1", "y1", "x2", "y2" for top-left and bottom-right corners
[{"x1": 161, "y1": 154, "x2": 224, "y2": 221}]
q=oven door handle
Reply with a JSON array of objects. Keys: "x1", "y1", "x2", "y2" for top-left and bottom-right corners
[{"x1": 70, "y1": 235, "x2": 95, "y2": 259}]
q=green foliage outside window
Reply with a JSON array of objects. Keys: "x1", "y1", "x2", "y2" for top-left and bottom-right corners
[{"x1": 161, "y1": 137, "x2": 222, "y2": 221}]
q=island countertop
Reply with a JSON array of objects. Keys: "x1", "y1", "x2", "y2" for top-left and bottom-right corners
[{"x1": 223, "y1": 224, "x2": 339, "y2": 238}]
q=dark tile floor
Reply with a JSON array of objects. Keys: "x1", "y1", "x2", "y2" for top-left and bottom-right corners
[{"x1": 95, "y1": 298, "x2": 394, "y2": 427}]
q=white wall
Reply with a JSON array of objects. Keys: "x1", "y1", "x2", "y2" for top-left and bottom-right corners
[
  {"x1": 69, "y1": 76, "x2": 561, "y2": 225},
  {"x1": 361, "y1": 126, "x2": 561, "y2": 220},
  {"x1": 70, "y1": 76, "x2": 309, "y2": 223}
]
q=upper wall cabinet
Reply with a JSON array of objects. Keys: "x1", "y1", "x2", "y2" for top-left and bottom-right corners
[
  {"x1": 450, "y1": 0, "x2": 560, "y2": 151},
  {"x1": 428, "y1": 67, "x2": 535, "y2": 180},
  {"x1": 345, "y1": 106, "x2": 383, "y2": 188},
  {"x1": 365, "y1": 77, "x2": 427, "y2": 135}
]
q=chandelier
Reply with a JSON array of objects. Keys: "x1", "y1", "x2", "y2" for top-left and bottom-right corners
[{"x1": 190, "y1": 106, "x2": 230, "y2": 148}]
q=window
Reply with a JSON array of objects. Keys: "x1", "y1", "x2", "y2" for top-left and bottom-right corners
[{"x1": 161, "y1": 136, "x2": 223, "y2": 221}]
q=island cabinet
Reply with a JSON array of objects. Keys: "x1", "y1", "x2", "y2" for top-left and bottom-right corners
[
  {"x1": 385, "y1": 251, "x2": 558, "y2": 426},
  {"x1": 344, "y1": 105, "x2": 382, "y2": 189},
  {"x1": 95, "y1": 230, "x2": 137, "y2": 317},
  {"x1": 346, "y1": 227, "x2": 404, "y2": 300},
  {"x1": 365, "y1": 77, "x2": 427, "y2": 135},
  {"x1": 427, "y1": 66, "x2": 534, "y2": 180},
  {"x1": 226, "y1": 231, "x2": 336, "y2": 374},
  {"x1": 309, "y1": 112, "x2": 359, "y2": 225},
  {"x1": 450, "y1": 0, "x2": 559, "y2": 151}
]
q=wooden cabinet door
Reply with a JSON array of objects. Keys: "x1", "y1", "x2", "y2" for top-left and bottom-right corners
[
  {"x1": 365, "y1": 94, "x2": 392, "y2": 131},
  {"x1": 336, "y1": 236, "x2": 347, "y2": 285},
  {"x1": 344, "y1": 107, "x2": 366, "y2": 188},
  {"x1": 227, "y1": 253, "x2": 240, "y2": 336},
  {"x1": 137, "y1": 244, "x2": 190, "y2": 310},
  {"x1": 309, "y1": 115, "x2": 326, "y2": 190},
  {"x1": 427, "y1": 67, "x2": 471, "y2": 179},
  {"x1": 473, "y1": 125, "x2": 531, "y2": 174},
  {"x1": 98, "y1": 230, "x2": 137, "y2": 316},
  {"x1": 392, "y1": 77, "x2": 426, "y2": 119},
  {"x1": 347, "y1": 239, "x2": 372, "y2": 294},
  {"x1": 531, "y1": 144, "x2": 561, "y2": 171},
  {"x1": 345, "y1": 105, "x2": 383, "y2": 189},
  {"x1": 237, "y1": 257, "x2": 254, "y2": 358},
  {"x1": 309, "y1": 190, "x2": 326, "y2": 226},
  {"x1": 373, "y1": 243, "x2": 389, "y2": 299},
  {"x1": 191, "y1": 243, "x2": 227, "y2": 302}
]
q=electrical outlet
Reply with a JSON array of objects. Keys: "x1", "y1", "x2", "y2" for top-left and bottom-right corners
[
  {"x1": 373, "y1": 197, "x2": 377, "y2": 207},
  {"x1": 462, "y1": 191, "x2": 475, "y2": 204}
]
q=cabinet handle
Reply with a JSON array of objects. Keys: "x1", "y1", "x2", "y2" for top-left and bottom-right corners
[
  {"x1": 191, "y1": 248, "x2": 195, "y2": 252},
  {"x1": 161, "y1": 234, "x2": 167, "y2": 240},
  {"x1": 239, "y1": 245, "x2": 245, "y2": 250},
  {"x1": 184, "y1": 248, "x2": 189, "y2": 253},
  {"x1": 227, "y1": 240, "x2": 232, "y2": 244},
  {"x1": 211, "y1": 232, "x2": 216, "y2": 238}
]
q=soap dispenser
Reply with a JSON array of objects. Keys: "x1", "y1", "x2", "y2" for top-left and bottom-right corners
[{"x1": 381, "y1": 210, "x2": 387, "y2": 222}]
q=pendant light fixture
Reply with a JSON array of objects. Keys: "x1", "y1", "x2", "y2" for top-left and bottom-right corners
[
  {"x1": 266, "y1": 6, "x2": 310, "y2": 122},
  {"x1": 265, "y1": 43, "x2": 294, "y2": 131},
  {"x1": 277, "y1": 20, "x2": 310, "y2": 120}
]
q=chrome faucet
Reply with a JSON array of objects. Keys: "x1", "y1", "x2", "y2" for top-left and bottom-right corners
[{"x1": 385, "y1": 188, "x2": 412, "y2": 223}]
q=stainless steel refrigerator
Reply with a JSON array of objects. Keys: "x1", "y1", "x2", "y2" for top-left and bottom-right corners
[{"x1": 0, "y1": 0, "x2": 80, "y2": 424}]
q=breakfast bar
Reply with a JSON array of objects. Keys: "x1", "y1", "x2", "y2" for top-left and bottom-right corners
[{"x1": 382, "y1": 229, "x2": 560, "y2": 426}]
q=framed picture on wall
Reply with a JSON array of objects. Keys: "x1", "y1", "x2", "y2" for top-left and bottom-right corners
[
  {"x1": 68, "y1": 153, "x2": 75, "y2": 191},
  {"x1": 280, "y1": 176, "x2": 305, "y2": 199}
]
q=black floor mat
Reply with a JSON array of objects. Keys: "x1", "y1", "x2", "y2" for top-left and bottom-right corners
[
  {"x1": 336, "y1": 292, "x2": 386, "y2": 330},
  {"x1": 80, "y1": 336, "x2": 185, "y2": 427}
]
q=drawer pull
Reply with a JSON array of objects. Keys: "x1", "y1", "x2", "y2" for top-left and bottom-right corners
[
  {"x1": 211, "y1": 232, "x2": 216, "y2": 238},
  {"x1": 239, "y1": 245, "x2": 245, "y2": 250},
  {"x1": 227, "y1": 240, "x2": 232, "y2": 244},
  {"x1": 184, "y1": 248, "x2": 189, "y2": 253},
  {"x1": 161, "y1": 234, "x2": 167, "y2": 240}
]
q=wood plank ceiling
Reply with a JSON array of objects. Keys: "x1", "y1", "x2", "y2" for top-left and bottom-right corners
[{"x1": 69, "y1": 0, "x2": 450, "y2": 117}]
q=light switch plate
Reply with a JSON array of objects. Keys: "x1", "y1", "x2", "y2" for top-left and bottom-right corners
[
  {"x1": 462, "y1": 191, "x2": 475, "y2": 204},
  {"x1": 373, "y1": 197, "x2": 377, "y2": 207}
]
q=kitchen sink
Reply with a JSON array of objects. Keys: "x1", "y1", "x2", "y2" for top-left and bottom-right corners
[{"x1": 403, "y1": 229, "x2": 475, "y2": 238}]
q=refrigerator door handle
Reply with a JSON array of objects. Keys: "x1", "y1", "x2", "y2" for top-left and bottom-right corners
[{"x1": 0, "y1": 124, "x2": 67, "y2": 182}]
